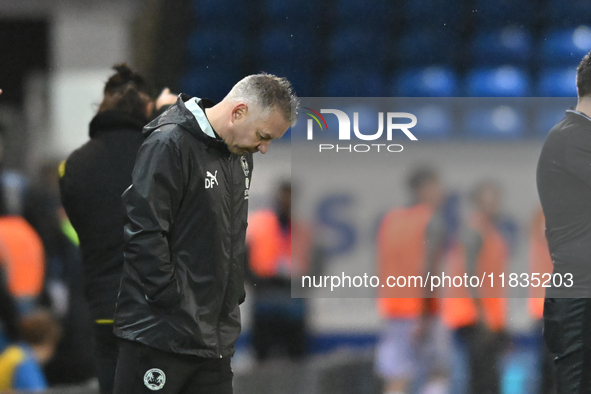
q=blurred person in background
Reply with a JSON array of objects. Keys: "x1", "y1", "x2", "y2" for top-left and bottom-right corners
[
  {"x1": 59, "y1": 64, "x2": 176, "y2": 394},
  {"x1": 0, "y1": 310, "x2": 61, "y2": 392},
  {"x1": 536, "y1": 50, "x2": 591, "y2": 394},
  {"x1": 246, "y1": 180, "x2": 320, "y2": 362},
  {"x1": 528, "y1": 207, "x2": 556, "y2": 394},
  {"x1": 0, "y1": 208, "x2": 44, "y2": 351},
  {"x1": 24, "y1": 160, "x2": 96, "y2": 386},
  {"x1": 0, "y1": 89, "x2": 30, "y2": 219},
  {"x1": 442, "y1": 180, "x2": 510, "y2": 394},
  {"x1": 376, "y1": 167, "x2": 449, "y2": 394},
  {"x1": 0, "y1": 88, "x2": 43, "y2": 315},
  {"x1": 0, "y1": 194, "x2": 45, "y2": 315},
  {"x1": 0, "y1": 89, "x2": 25, "y2": 355},
  {"x1": 112, "y1": 73, "x2": 297, "y2": 394}
]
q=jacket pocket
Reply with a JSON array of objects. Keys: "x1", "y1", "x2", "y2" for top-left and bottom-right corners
[{"x1": 145, "y1": 273, "x2": 180, "y2": 312}]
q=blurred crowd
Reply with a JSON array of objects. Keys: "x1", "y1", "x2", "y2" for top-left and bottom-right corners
[
  {"x1": 0, "y1": 154, "x2": 96, "y2": 392},
  {"x1": 0, "y1": 92, "x2": 557, "y2": 394},
  {"x1": 374, "y1": 167, "x2": 554, "y2": 394}
]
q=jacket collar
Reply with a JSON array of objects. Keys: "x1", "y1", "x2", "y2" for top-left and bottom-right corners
[{"x1": 143, "y1": 94, "x2": 230, "y2": 154}]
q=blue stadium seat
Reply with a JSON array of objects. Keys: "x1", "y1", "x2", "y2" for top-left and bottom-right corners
[
  {"x1": 540, "y1": 26, "x2": 591, "y2": 67},
  {"x1": 538, "y1": 67, "x2": 577, "y2": 97},
  {"x1": 400, "y1": 102, "x2": 454, "y2": 139},
  {"x1": 397, "y1": 28, "x2": 459, "y2": 66},
  {"x1": 392, "y1": 67, "x2": 458, "y2": 97},
  {"x1": 193, "y1": 0, "x2": 250, "y2": 29},
  {"x1": 180, "y1": 68, "x2": 242, "y2": 103},
  {"x1": 463, "y1": 102, "x2": 527, "y2": 139},
  {"x1": 544, "y1": 0, "x2": 591, "y2": 28},
  {"x1": 402, "y1": 0, "x2": 462, "y2": 27},
  {"x1": 473, "y1": 0, "x2": 534, "y2": 27},
  {"x1": 263, "y1": 0, "x2": 322, "y2": 27},
  {"x1": 324, "y1": 68, "x2": 385, "y2": 97},
  {"x1": 329, "y1": 28, "x2": 386, "y2": 70},
  {"x1": 186, "y1": 29, "x2": 246, "y2": 68},
  {"x1": 466, "y1": 66, "x2": 531, "y2": 97},
  {"x1": 472, "y1": 26, "x2": 532, "y2": 66},
  {"x1": 332, "y1": 0, "x2": 392, "y2": 28}
]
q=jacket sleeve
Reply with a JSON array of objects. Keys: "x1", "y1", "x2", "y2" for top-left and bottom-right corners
[{"x1": 122, "y1": 131, "x2": 185, "y2": 308}]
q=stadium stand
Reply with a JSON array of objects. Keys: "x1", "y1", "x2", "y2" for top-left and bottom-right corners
[
  {"x1": 397, "y1": 28, "x2": 460, "y2": 67},
  {"x1": 471, "y1": 26, "x2": 532, "y2": 66},
  {"x1": 192, "y1": 0, "x2": 250, "y2": 28},
  {"x1": 543, "y1": 0, "x2": 591, "y2": 28},
  {"x1": 466, "y1": 66, "x2": 531, "y2": 97},
  {"x1": 401, "y1": 0, "x2": 462, "y2": 27},
  {"x1": 537, "y1": 67, "x2": 577, "y2": 97},
  {"x1": 179, "y1": 1, "x2": 591, "y2": 138},
  {"x1": 180, "y1": 68, "x2": 242, "y2": 102},
  {"x1": 262, "y1": 0, "x2": 322, "y2": 28},
  {"x1": 328, "y1": 28, "x2": 386, "y2": 71},
  {"x1": 540, "y1": 26, "x2": 591, "y2": 67},
  {"x1": 392, "y1": 67, "x2": 459, "y2": 97},
  {"x1": 332, "y1": 0, "x2": 391, "y2": 29},
  {"x1": 401, "y1": 102, "x2": 454, "y2": 139},
  {"x1": 472, "y1": 0, "x2": 536, "y2": 27},
  {"x1": 325, "y1": 67, "x2": 385, "y2": 97},
  {"x1": 463, "y1": 101, "x2": 527, "y2": 139}
]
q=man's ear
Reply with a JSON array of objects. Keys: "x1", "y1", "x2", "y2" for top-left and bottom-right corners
[{"x1": 231, "y1": 103, "x2": 248, "y2": 123}]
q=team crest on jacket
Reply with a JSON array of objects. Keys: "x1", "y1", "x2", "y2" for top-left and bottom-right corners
[
  {"x1": 144, "y1": 368, "x2": 166, "y2": 390},
  {"x1": 240, "y1": 155, "x2": 249, "y2": 177}
]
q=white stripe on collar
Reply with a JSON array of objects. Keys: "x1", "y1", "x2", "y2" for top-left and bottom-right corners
[
  {"x1": 185, "y1": 97, "x2": 216, "y2": 138},
  {"x1": 567, "y1": 109, "x2": 591, "y2": 123}
]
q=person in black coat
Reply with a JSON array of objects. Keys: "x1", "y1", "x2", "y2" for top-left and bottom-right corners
[{"x1": 59, "y1": 64, "x2": 176, "y2": 394}]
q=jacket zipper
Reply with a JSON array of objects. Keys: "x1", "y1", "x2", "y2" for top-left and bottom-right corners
[{"x1": 215, "y1": 154, "x2": 234, "y2": 358}]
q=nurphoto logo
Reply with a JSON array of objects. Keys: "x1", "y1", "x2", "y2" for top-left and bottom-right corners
[{"x1": 304, "y1": 108, "x2": 418, "y2": 153}]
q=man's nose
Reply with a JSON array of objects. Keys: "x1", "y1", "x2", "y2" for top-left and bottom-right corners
[{"x1": 258, "y1": 141, "x2": 270, "y2": 154}]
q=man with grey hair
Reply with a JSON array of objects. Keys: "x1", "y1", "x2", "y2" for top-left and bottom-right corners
[{"x1": 112, "y1": 73, "x2": 298, "y2": 394}]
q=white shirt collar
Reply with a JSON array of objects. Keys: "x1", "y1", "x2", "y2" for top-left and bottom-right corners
[
  {"x1": 185, "y1": 97, "x2": 216, "y2": 138},
  {"x1": 567, "y1": 109, "x2": 591, "y2": 123}
]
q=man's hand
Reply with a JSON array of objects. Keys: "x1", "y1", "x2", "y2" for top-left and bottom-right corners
[{"x1": 156, "y1": 88, "x2": 177, "y2": 110}]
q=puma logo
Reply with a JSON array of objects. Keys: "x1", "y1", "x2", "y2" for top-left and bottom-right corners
[{"x1": 205, "y1": 170, "x2": 218, "y2": 189}]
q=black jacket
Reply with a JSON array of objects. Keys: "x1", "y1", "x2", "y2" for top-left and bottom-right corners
[
  {"x1": 113, "y1": 95, "x2": 253, "y2": 358},
  {"x1": 60, "y1": 110, "x2": 147, "y2": 320}
]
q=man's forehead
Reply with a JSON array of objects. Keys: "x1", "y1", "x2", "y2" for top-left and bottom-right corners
[{"x1": 259, "y1": 111, "x2": 290, "y2": 135}]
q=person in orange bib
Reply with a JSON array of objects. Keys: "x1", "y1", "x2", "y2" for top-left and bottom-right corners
[
  {"x1": 376, "y1": 167, "x2": 449, "y2": 394},
  {"x1": 247, "y1": 181, "x2": 317, "y2": 361},
  {"x1": 0, "y1": 215, "x2": 45, "y2": 314},
  {"x1": 442, "y1": 181, "x2": 510, "y2": 394}
]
